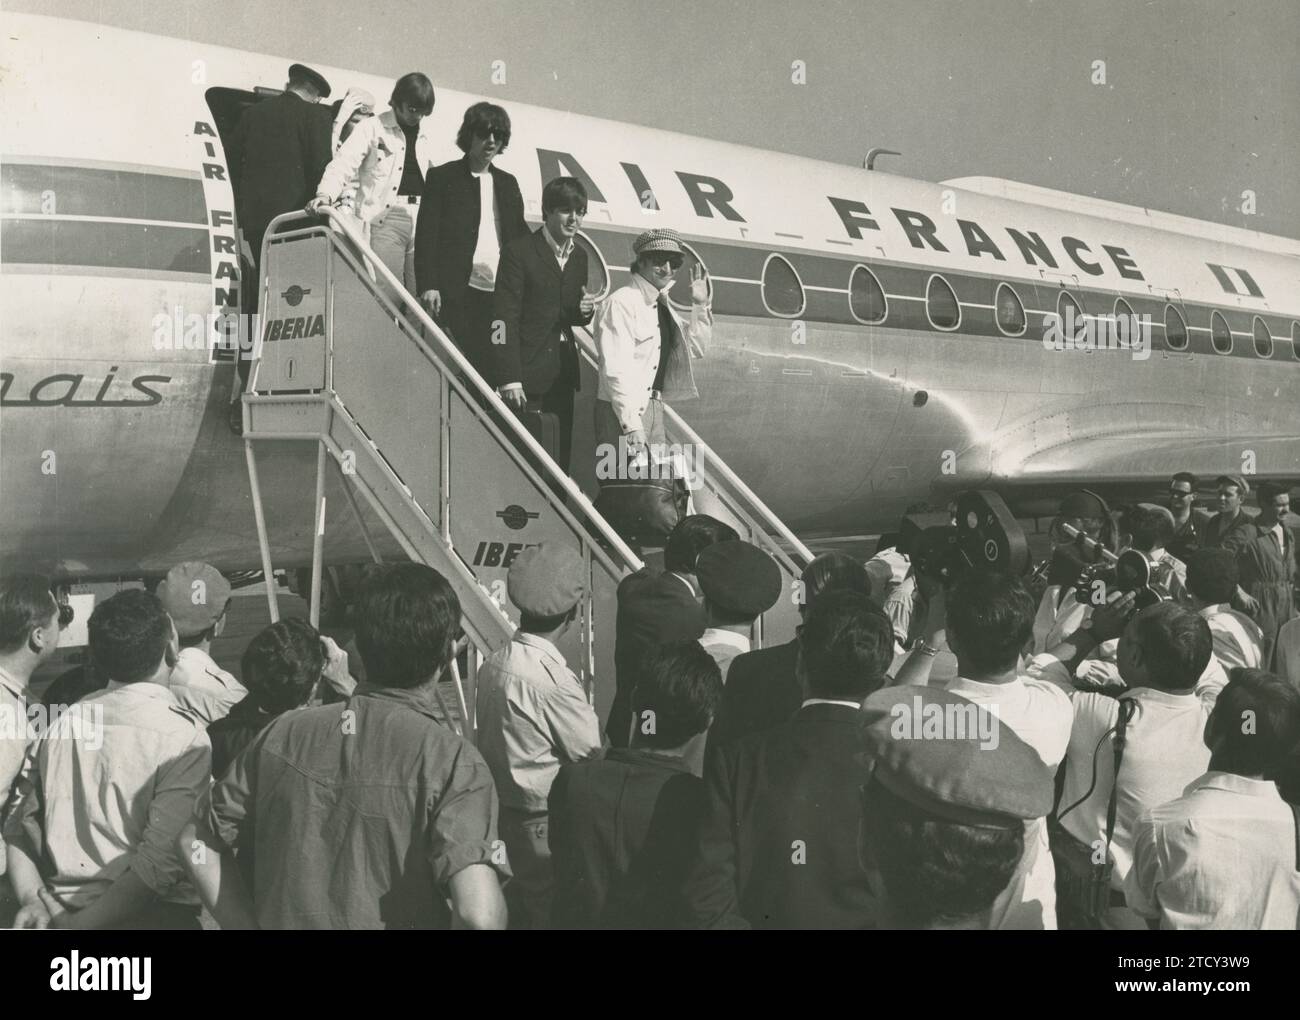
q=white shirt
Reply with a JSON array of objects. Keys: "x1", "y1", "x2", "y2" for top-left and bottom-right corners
[
  {"x1": 947, "y1": 674, "x2": 1073, "y2": 929},
  {"x1": 541, "y1": 221, "x2": 574, "y2": 270},
  {"x1": 316, "y1": 109, "x2": 437, "y2": 227},
  {"x1": 1200, "y1": 603, "x2": 1264, "y2": 671},
  {"x1": 168, "y1": 646, "x2": 246, "y2": 726},
  {"x1": 1055, "y1": 686, "x2": 1212, "y2": 888},
  {"x1": 0, "y1": 666, "x2": 29, "y2": 876},
  {"x1": 1032, "y1": 585, "x2": 1089, "y2": 654},
  {"x1": 699, "y1": 628, "x2": 751, "y2": 682},
  {"x1": 1126, "y1": 771, "x2": 1300, "y2": 929},
  {"x1": 468, "y1": 168, "x2": 500, "y2": 292}
]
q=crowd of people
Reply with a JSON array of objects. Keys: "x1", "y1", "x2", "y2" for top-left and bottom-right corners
[{"x1": 0, "y1": 465, "x2": 1296, "y2": 929}]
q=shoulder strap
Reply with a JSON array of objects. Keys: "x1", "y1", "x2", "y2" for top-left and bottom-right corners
[{"x1": 1102, "y1": 697, "x2": 1137, "y2": 853}]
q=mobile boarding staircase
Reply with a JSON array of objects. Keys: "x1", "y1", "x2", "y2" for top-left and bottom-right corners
[{"x1": 242, "y1": 209, "x2": 811, "y2": 742}]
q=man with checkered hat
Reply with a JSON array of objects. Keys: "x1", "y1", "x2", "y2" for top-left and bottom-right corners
[
  {"x1": 156, "y1": 562, "x2": 246, "y2": 725},
  {"x1": 593, "y1": 227, "x2": 712, "y2": 467},
  {"x1": 475, "y1": 542, "x2": 603, "y2": 928}
]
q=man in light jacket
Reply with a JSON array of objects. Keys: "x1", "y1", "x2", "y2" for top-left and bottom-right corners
[
  {"x1": 593, "y1": 228, "x2": 711, "y2": 480},
  {"x1": 310, "y1": 73, "x2": 437, "y2": 299}
]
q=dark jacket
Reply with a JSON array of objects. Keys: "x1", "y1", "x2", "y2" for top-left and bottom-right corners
[
  {"x1": 226, "y1": 91, "x2": 332, "y2": 241},
  {"x1": 413, "y1": 157, "x2": 528, "y2": 297},
  {"x1": 609, "y1": 568, "x2": 705, "y2": 747},
  {"x1": 707, "y1": 638, "x2": 802, "y2": 750},
  {"x1": 549, "y1": 748, "x2": 704, "y2": 928},
  {"x1": 207, "y1": 695, "x2": 278, "y2": 780},
  {"x1": 491, "y1": 229, "x2": 593, "y2": 393},
  {"x1": 683, "y1": 703, "x2": 878, "y2": 929}
]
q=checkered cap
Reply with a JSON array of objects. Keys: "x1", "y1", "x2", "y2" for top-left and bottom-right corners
[{"x1": 633, "y1": 228, "x2": 686, "y2": 258}]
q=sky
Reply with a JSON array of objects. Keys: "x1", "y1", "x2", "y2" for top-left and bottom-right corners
[{"x1": 10, "y1": 0, "x2": 1299, "y2": 239}]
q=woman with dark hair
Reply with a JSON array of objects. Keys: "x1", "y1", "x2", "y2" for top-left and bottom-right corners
[{"x1": 414, "y1": 102, "x2": 529, "y2": 385}]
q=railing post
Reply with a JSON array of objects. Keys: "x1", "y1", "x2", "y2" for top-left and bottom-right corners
[
  {"x1": 244, "y1": 438, "x2": 281, "y2": 624},
  {"x1": 309, "y1": 440, "x2": 327, "y2": 629}
]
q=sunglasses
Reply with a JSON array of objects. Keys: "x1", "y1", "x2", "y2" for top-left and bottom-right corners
[
  {"x1": 646, "y1": 252, "x2": 684, "y2": 270},
  {"x1": 1168, "y1": 489, "x2": 1192, "y2": 497}
]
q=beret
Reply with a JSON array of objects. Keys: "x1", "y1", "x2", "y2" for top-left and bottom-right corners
[
  {"x1": 1059, "y1": 490, "x2": 1107, "y2": 519},
  {"x1": 508, "y1": 542, "x2": 585, "y2": 617},
  {"x1": 289, "y1": 63, "x2": 332, "y2": 98},
  {"x1": 858, "y1": 686, "x2": 1054, "y2": 829},
  {"x1": 696, "y1": 540, "x2": 781, "y2": 618},
  {"x1": 633, "y1": 228, "x2": 685, "y2": 258},
  {"x1": 156, "y1": 562, "x2": 232, "y2": 636}
]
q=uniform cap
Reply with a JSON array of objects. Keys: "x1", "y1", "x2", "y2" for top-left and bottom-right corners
[
  {"x1": 156, "y1": 562, "x2": 232, "y2": 636},
  {"x1": 858, "y1": 686, "x2": 1054, "y2": 829},
  {"x1": 696, "y1": 540, "x2": 781, "y2": 618},
  {"x1": 633, "y1": 228, "x2": 686, "y2": 258},
  {"x1": 289, "y1": 63, "x2": 332, "y2": 99},
  {"x1": 1215, "y1": 474, "x2": 1250, "y2": 496},
  {"x1": 507, "y1": 542, "x2": 586, "y2": 617}
]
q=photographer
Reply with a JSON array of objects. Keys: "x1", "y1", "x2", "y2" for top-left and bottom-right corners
[{"x1": 1031, "y1": 491, "x2": 1116, "y2": 654}]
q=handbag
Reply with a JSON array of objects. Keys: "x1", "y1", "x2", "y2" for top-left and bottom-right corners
[
  {"x1": 594, "y1": 474, "x2": 687, "y2": 543},
  {"x1": 1049, "y1": 697, "x2": 1136, "y2": 927}
]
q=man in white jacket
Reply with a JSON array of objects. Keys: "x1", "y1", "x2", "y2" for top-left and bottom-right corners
[{"x1": 310, "y1": 73, "x2": 437, "y2": 299}]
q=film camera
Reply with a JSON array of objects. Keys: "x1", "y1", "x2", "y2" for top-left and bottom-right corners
[
  {"x1": 897, "y1": 491, "x2": 1030, "y2": 583},
  {"x1": 1060, "y1": 522, "x2": 1167, "y2": 610}
]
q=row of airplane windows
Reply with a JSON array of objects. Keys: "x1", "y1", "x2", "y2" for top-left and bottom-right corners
[{"x1": 574, "y1": 231, "x2": 1297, "y2": 359}]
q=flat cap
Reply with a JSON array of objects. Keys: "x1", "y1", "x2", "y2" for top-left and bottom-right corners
[
  {"x1": 858, "y1": 686, "x2": 1053, "y2": 829},
  {"x1": 156, "y1": 561, "x2": 232, "y2": 636},
  {"x1": 1214, "y1": 474, "x2": 1250, "y2": 496},
  {"x1": 508, "y1": 542, "x2": 586, "y2": 617},
  {"x1": 696, "y1": 540, "x2": 781, "y2": 618},
  {"x1": 633, "y1": 228, "x2": 685, "y2": 258},
  {"x1": 1059, "y1": 490, "x2": 1107, "y2": 519},
  {"x1": 288, "y1": 63, "x2": 332, "y2": 98}
]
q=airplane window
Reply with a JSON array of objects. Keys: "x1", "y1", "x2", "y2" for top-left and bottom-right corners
[
  {"x1": 761, "y1": 253, "x2": 805, "y2": 317},
  {"x1": 1293, "y1": 321, "x2": 1300, "y2": 361},
  {"x1": 1211, "y1": 311, "x2": 1232, "y2": 354},
  {"x1": 1113, "y1": 297, "x2": 1134, "y2": 322},
  {"x1": 1165, "y1": 304, "x2": 1188, "y2": 350},
  {"x1": 1057, "y1": 290, "x2": 1084, "y2": 327},
  {"x1": 926, "y1": 275, "x2": 961, "y2": 330},
  {"x1": 573, "y1": 231, "x2": 610, "y2": 301},
  {"x1": 994, "y1": 283, "x2": 1026, "y2": 336},
  {"x1": 1252, "y1": 317, "x2": 1273, "y2": 358},
  {"x1": 668, "y1": 241, "x2": 712, "y2": 310},
  {"x1": 849, "y1": 265, "x2": 887, "y2": 324}
]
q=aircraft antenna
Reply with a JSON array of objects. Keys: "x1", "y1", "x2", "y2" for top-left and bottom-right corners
[{"x1": 864, "y1": 148, "x2": 901, "y2": 170}]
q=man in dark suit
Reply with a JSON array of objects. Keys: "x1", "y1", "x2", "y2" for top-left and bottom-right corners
[
  {"x1": 414, "y1": 103, "x2": 529, "y2": 385},
  {"x1": 709, "y1": 551, "x2": 872, "y2": 748},
  {"x1": 549, "y1": 641, "x2": 722, "y2": 928},
  {"x1": 226, "y1": 64, "x2": 333, "y2": 284},
  {"x1": 492, "y1": 178, "x2": 596, "y2": 473},
  {"x1": 608, "y1": 515, "x2": 737, "y2": 748},
  {"x1": 682, "y1": 589, "x2": 893, "y2": 929}
]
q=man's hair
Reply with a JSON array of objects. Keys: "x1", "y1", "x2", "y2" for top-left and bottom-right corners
[
  {"x1": 518, "y1": 605, "x2": 577, "y2": 635},
  {"x1": 1256, "y1": 480, "x2": 1291, "y2": 505},
  {"x1": 1119, "y1": 504, "x2": 1174, "y2": 553},
  {"x1": 1130, "y1": 601, "x2": 1212, "y2": 691},
  {"x1": 0, "y1": 573, "x2": 56, "y2": 654},
  {"x1": 541, "y1": 177, "x2": 588, "y2": 215},
  {"x1": 456, "y1": 101, "x2": 510, "y2": 152},
  {"x1": 863, "y1": 780, "x2": 1025, "y2": 929},
  {"x1": 663, "y1": 515, "x2": 738, "y2": 574},
  {"x1": 241, "y1": 618, "x2": 325, "y2": 715},
  {"x1": 353, "y1": 564, "x2": 459, "y2": 689},
  {"x1": 946, "y1": 571, "x2": 1036, "y2": 676},
  {"x1": 287, "y1": 70, "x2": 324, "y2": 99},
  {"x1": 1185, "y1": 548, "x2": 1238, "y2": 604},
  {"x1": 630, "y1": 641, "x2": 723, "y2": 749},
  {"x1": 88, "y1": 590, "x2": 171, "y2": 685},
  {"x1": 1171, "y1": 471, "x2": 1199, "y2": 489},
  {"x1": 178, "y1": 613, "x2": 225, "y2": 650},
  {"x1": 391, "y1": 72, "x2": 436, "y2": 115},
  {"x1": 1209, "y1": 668, "x2": 1300, "y2": 784},
  {"x1": 800, "y1": 552, "x2": 871, "y2": 611},
  {"x1": 798, "y1": 589, "x2": 893, "y2": 699}
]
